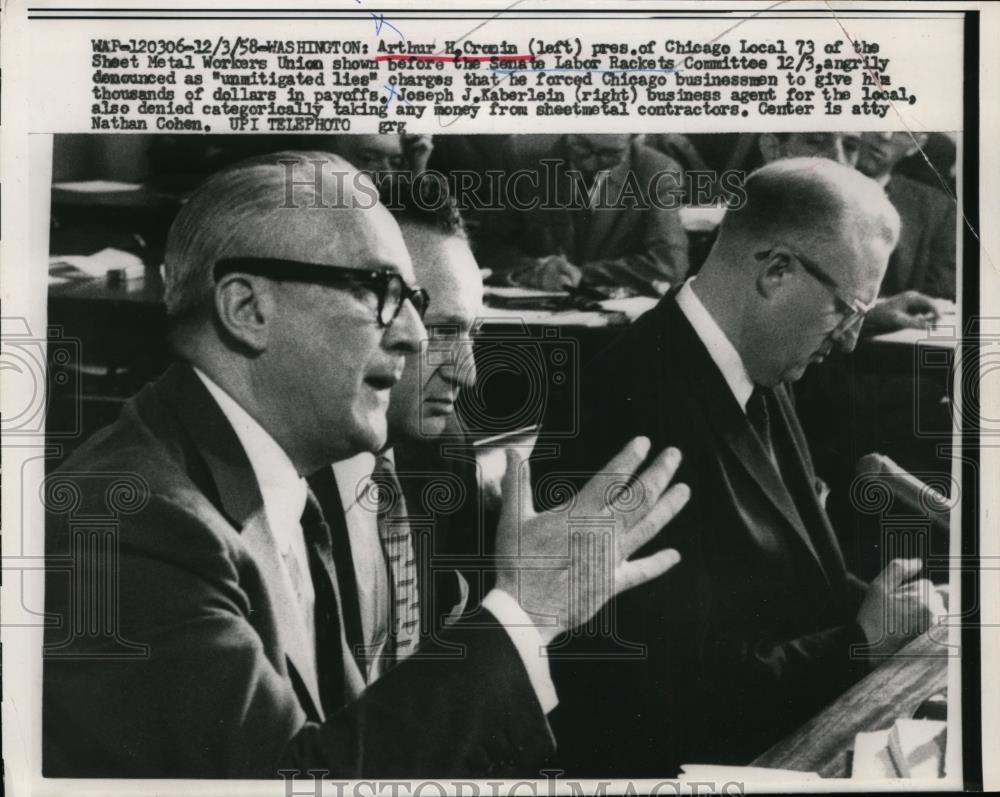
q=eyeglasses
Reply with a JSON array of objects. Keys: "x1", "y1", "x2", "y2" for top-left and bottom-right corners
[
  {"x1": 755, "y1": 247, "x2": 876, "y2": 337},
  {"x1": 565, "y1": 135, "x2": 629, "y2": 168},
  {"x1": 214, "y1": 257, "x2": 429, "y2": 328}
]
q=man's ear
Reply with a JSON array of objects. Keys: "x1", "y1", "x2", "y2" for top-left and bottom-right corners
[
  {"x1": 758, "y1": 133, "x2": 781, "y2": 164},
  {"x1": 755, "y1": 248, "x2": 791, "y2": 299},
  {"x1": 214, "y1": 274, "x2": 274, "y2": 353}
]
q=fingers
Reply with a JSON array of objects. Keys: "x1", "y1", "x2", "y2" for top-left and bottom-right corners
[
  {"x1": 536, "y1": 262, "x2": 574, "y2": 291},
  {"x1": 632, "y1": 446, "x2": 683, "y2": 509},
  {"x1": 616, "y1": 548, "x2": 682, "y2": 594},
  {"x1": 548, "y1": 262, "x2": 582, "y2": 290},
  {"x1": 874, "y1": 557, "x2": 923, "y2": 590},
  {"x1": 555, "y1": 261, "x2": 583, "y2": 287},
  {"x1": 620, "y1": 483, "x2": 691, "y2": 560},
  {"x1": 582, "y1": 437, "x2": 651, "y2": 508}
]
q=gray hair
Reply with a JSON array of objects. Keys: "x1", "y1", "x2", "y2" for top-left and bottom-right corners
[{"x1": 163, "y1": 151, "x2": 363, "y2": 319}]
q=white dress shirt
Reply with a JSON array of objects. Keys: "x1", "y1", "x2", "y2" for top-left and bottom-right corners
[
  {"x1": 195, "y1": 369, "x2": 557, "y2": 714},
  {"x1": 675, "y1": 278, "x2": 756, "y2": 414},
  {"x1": 332, "y1": 452, "x2": 391, "y2": 680},
  {"x1": 193, "y1": 368, "x2": 316, "y2": 671}
]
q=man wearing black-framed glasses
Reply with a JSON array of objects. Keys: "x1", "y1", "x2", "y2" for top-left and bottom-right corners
[
  {"x1": 534, "y1": 157, "x2": 945, "y2": 776},
  {"x1": 44, "y1": 151, "x2": 692, "y2": 779}
]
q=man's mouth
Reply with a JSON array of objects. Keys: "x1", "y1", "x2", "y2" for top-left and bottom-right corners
[
  {"x1": 863, "y1": 145, "x2": 888, "y2": 163},
  {"x1": 425, "y1": 394, "x2": 457, "y2": 414},
  {"x1": 426, "y1": 395, "x2": 456, "y2": 406},
  {"x1": 364, "y1": 373, "x2": 400, "y2": 391},
  {"x1": 810, "y1": 346, "x2": 832, "y2": 364}
]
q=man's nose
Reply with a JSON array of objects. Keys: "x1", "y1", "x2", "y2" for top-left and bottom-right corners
[
  {"x1": 439, "y1": 341, "x2": 478, "y2": 391},
  {"x1": 452, "y1": 344, "x2": 478, "y2": 390},
  {"x1": 383, "y1": 299, "x2": 424, "y2": 355}
]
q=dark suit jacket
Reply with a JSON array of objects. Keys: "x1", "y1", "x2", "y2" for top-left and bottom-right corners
[
  {"x1": 476, "y1": 135, "x2": 689, "y2": 296},
  {"x1": 44, "y1": 363, "x2": 553, "y2": 779},
  {"x1": 882, "y1": 174, "x2": 956, "y2": 300},
  {"x1": 530, "y1": 295, "x2": 868, "y2": 776}
]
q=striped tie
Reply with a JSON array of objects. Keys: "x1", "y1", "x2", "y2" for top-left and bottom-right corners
[{"x1": 372, "y1": 454, "x2": 420, "y2": 664}]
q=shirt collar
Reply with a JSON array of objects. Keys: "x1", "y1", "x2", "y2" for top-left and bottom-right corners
[
  {"x1": 193, "y1": 367, "x2": 307, "y2": 539},
  {"x1": 332, "y1": 451, "x2": 378, "y2": 512},
  {"x1": 675, "y1": 278, "x2": 756, "y2": 413}
]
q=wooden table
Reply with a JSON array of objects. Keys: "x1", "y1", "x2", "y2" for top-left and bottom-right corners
[{"x1": 751, "y1": 631, "x2": 952, "y2": 777}]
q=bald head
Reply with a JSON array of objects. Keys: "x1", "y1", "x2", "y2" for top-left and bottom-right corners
[
  {"x1": 715, "y1": 157, "x2": 899, "y2": 288},
  {"x1": 696, "y1": 158, "x2": 900, "y2": 386}
]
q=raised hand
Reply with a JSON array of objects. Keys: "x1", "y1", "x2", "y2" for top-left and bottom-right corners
[{"x1": 493, "y1": 437, "x2": 690, "y2": 645}]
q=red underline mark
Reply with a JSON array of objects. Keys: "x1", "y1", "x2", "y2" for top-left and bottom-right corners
[{"x1": 374, "y1": 54, "x2": 533, "y2": 63}]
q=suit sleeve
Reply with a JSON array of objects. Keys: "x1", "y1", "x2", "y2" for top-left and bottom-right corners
[
  {"x1": 579, "y1": 168, "x2": 690, "y2": 295},
  {"x1": 923, "y1": 194, "x2": 957, "y2": 300},
  {"x1": 578, "y1": 212, "x2": 689, "y2": 295},
  {"x1": 44, "y1": 493, "x2": 553, "y2": 779},
  {"x1": 285, "y1": 616, "x2": 554, "y2": 778}
]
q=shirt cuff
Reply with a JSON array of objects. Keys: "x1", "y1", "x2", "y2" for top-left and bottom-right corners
[{"x1": 481, "y1": 588, "x2": 559, "y2": 715}]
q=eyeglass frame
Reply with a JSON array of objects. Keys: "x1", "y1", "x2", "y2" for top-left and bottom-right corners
[
  {"x1": 754, "y1": 246, "x2": 876, "y2": 337},
  {"x1": 213, "y1": 257, "x2": 430, "y2": 329},
  {"x1": 564, "y1": 135, "x2": 630, "y2": 168}
]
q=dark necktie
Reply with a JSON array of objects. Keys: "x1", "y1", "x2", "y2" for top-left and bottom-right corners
[
  {"x1": 372, "y1": 454, "x2": 420, "y2": 665},
  {"x1": 747, "y1": 388, "x2": 816, "y2": 536},
  {"x1": 301, "y1": 488, "x2": 343, "y2": 715},
  {"x1": 746, "y1": 386, "x2": 777, "y2": 466}
]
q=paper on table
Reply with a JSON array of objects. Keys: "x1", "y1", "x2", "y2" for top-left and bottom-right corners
[
  {"x1": 888, "y1": 719, "x2": 946, "y2": 778},
  {"x1": 852, "y1": 729, "x2": 901, "y2": 779},
  {"x1": 679, "y1": 204, "x2": 728, "y2": 232},
  {"x1": 52, "y1": 180, "x2": 144, "y2": 193},
  {"x1": 484, "y1": 285, "x2": 567, "y2": 299},
  {"x1": 49, "y1": 248, "x2": 144, "y2": 278},
  {"x1": 679, "y1": 764, "x2": 821, "y2": 781},
  {"x1": 478, "y1": 307, "x2": 611, "y2": 327},
  {"x1": 599, "y1": 296, "x2": 659, "y2": 320}
]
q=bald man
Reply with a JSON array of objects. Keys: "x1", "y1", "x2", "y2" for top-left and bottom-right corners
[
  {"x1": 532, "y1": 158, "x2": 944, "y2": 775},
  {"x1": 759, "y1": 130, "x2": 946, "y2": 332},
  {"x1": 43, "y1": 153, "x2": 692, "y2": 778}
]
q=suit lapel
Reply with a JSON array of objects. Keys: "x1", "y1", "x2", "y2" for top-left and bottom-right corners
[
  {"x1": 770, "y1": 390, "x2": 846, "y2": 588},
  {"x1": 658, "y1": 301, "x2": 830, "y2": 585},
  {"x1": 151, "y1": 364, "x2": 332, "y2": 719},
  {"x1": 239, "y1": 511, "x2": 327, "y2": 720}
]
